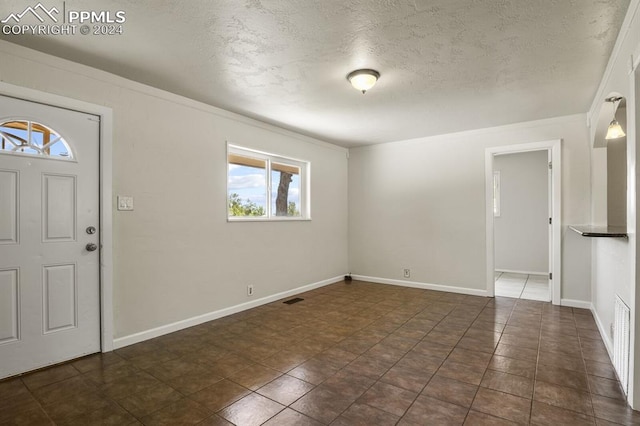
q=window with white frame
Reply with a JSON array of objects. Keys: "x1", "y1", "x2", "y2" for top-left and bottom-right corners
[{"x1": 227, "y1": 145, "x2": 310, "y2": 220}]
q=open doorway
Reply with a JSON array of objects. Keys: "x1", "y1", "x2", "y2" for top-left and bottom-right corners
[
  {"x1": 485, "y1": 140, "x2": 561, "y2": 305},
  {"x1": 493, "y1": 150, "x2": 549, "y2": 301}
]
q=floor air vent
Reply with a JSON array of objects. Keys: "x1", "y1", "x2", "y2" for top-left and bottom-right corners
[
  {"x1": 283, "y1": 297, "x2": 304, "y2": 305},
  {"x1": 614, "y1": 295, "x2": 630, "y2": 394}
]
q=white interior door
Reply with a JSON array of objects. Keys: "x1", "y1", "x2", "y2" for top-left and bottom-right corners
[{"x1": 0, "y1": 95, "x2": 100, "y2": 379}]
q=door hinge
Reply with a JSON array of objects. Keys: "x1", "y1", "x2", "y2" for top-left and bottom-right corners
[
  {"x1": 549, "y1": 217, "x2": 552, "y2": 225},
  {"x1": 549, "y1": 272, "x2": 553, "y2": 280},
  {"x1": 548, "y1": 162, "x2": 552, "y2": 170}
]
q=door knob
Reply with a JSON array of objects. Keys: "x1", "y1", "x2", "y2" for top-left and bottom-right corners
[{"x1": 86, "y1": 243, "x2": 98, "y2": 252}]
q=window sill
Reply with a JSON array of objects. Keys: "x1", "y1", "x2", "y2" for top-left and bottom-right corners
[{"x1": 227, "y1": 217, "x2": 312, "y2": 222}]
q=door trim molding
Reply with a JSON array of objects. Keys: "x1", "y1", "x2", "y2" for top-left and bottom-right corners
[
  {"x1": 485, "y1": 139, "x2": 562, "y2": 305},
  {"x1": 0, "y1": 82, "x2": 114, "y2": 351}
]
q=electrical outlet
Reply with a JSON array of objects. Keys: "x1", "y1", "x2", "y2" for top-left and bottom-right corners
[
  {"x1": 403, "y1": 269, "x2": 411, "y2": 278},
  {"x1": 247, "y1": 285, "x2": 254, "y2": 296}
]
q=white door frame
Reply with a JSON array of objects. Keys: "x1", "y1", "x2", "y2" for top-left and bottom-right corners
[
  {"x1": 485, "y1": 139, "x2": 562, "y2": 305},
  {"x1": 0, "y1": 82, "x2": 114, "y2": 352},
  {"x1": 628, "y1": 45, "x2": 640, "y2": 410}
]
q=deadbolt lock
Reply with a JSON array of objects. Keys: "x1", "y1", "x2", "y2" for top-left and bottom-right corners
[{"x1": 86, "y1": 226, "x2": 96, "y2": 235}]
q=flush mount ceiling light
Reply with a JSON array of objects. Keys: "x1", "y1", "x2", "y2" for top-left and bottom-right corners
[
  {"x1": 605, "y1": 96, "x2": 626, "y2": 140},
  {"x1": 347, "y1": 69, "x2": 380, "y2": 94}
]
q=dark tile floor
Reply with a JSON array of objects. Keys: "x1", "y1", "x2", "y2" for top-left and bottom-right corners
[{"x1": 2, "y1": 280, "x2": 640, "y2": 425}]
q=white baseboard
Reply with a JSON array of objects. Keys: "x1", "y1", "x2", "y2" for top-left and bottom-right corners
[
  {"x1": 113, "y1": 275, "x2": 345, "y2": 350},
  {"x1": 560, "y1": 299, "x2": 593, "y2": 310},
  {"x1": 590, "y1": 303, "x2": 614, "y2": 361},
  {"x1": 495, "y1": 269, "x2": 548, "y2": 276},
  {"x1": 351, "y1": 275, "x2": 488, "y2": 297}
]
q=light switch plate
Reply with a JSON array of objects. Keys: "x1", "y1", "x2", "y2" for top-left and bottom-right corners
[{"x1": 117, "y1": 196, "x2": 134, "y2": 211}]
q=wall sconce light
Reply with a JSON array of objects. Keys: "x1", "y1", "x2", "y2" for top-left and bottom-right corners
[
  {"x1": 605, "y1": 96, "x2": 626, "y2": 140},
  {"x1": 347, "y1": 69, "x2": 380, "y2": 94}
]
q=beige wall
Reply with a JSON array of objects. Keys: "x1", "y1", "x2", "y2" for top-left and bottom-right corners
[
  {"x1": 348, "y1": 114, "x2": 592, "y2": 302},
  {"x1": 0, "y1": 41, "x2": 349, "y2": 340}
]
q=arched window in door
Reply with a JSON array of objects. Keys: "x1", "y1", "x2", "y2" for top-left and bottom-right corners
[{"x1": 0, "y1": 120, "x2": 74, "y2": 159}]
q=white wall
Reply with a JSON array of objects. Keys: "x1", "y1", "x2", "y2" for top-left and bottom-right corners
[
  {"x1": 349, "y1": 114, "x2": 592, "y2": 302},
  {"x1": 494, "y1": 151, "x2": 549, "y2": 274},
  {"x1": 0, "y1": 41, "x2": 349, "y2": 341},
  {"x1": 586, "y1": 0, "x2": 640, "y2": 407},
  {"x1": 592, "y1": 238, "x2": 630, "y2": 340}
]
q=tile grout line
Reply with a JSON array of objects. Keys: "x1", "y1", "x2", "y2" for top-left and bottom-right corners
[
  {"x1": 576, "y1": 309, "x2": 598, "y2": 421},
  {"x1": 531, "y1": 299, "x2": 543, "y2": 425},
  {"x1": 519, "y1": 274, "x2": 529, "y2": 299}
]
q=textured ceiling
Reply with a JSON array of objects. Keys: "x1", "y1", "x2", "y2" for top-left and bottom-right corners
[{"x1": 0, "y1": 0, "x2": 631, "y2": 147}]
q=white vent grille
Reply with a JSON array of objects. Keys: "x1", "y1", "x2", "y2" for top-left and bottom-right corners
[{"x1": 614, "y1": 295, "x2": 630, "y2": 394}]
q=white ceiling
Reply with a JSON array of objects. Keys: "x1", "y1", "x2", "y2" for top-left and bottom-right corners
[{"x1": 0, "y1": 0, "x2": 631, "y2": 147}]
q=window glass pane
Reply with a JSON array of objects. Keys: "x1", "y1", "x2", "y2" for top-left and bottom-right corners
[
  {"x1": 271, "y1": 163, "x2": 301, "y2": 217},
  {"x1": 0, "y1": 121, "x2": 72, "y2": 159},
  {"x1": 228, "y1": 155, "x2": 267, "y2": 217},
  {"x1": 227, "y1": 146, "x2": 309, "y2": 220}
]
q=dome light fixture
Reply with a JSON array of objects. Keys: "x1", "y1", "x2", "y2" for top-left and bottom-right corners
[
  {"x1": 347, "y1": 69, "x2": 380, "y2": 94},
  {"x1": 605, "y1": 96, "x2": 626, "y2": 140}
]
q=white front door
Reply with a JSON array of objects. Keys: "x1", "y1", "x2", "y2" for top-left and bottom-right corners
[{"x1": 0, "y1": 95, "x2": 100, "y2": 379}]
